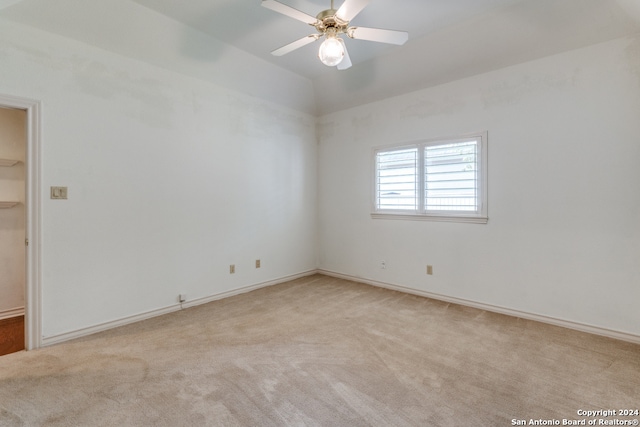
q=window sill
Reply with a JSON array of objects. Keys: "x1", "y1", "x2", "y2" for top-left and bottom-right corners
[{"x1": 371, "y1": 212, "x2": 488, "y2": 224}]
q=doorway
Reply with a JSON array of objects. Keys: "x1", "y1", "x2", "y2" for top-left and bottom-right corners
[
  {"x1": 0, "y1": 106, "x2": 26, "y2": 356},
  {"x1": 0, "y1": 94, "x2": 41, "y2": 352}
]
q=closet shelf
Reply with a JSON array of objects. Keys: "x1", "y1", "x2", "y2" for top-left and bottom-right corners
[
  {"x1": 0, "y1": 201, "x2": 19, "y2": 209},
  {"x1": 0, "y1": 158, "x2": 19, "y2": 167}
]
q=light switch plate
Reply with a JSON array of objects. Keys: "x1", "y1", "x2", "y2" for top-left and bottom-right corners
[{"x1": 50, "y1": 186, "x2": 68, "y2": 199}]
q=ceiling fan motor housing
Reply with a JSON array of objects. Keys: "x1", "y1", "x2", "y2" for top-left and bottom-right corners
[{"x1": 314, "y1": 9, "x2": 349, "y2": 35}]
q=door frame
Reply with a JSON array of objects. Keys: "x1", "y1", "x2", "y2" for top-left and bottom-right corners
[{"x1": 0, "y1": 94, "x2": 42, "y2": 350}]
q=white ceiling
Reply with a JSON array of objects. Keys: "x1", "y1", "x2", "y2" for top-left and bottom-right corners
[
  {"x1": 1, "y1": 0, "x2": 640, "y2": 114},
  {"x1": 129, "y1": 0, "x2": 529, "y2": 79}
]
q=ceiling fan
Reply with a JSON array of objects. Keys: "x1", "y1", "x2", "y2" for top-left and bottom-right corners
[{"x1": 261, "y1": 0, "x2": 408, "y2": 70}]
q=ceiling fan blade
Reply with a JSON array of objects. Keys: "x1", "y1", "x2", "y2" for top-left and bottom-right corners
[
  {"x1": 271, "y1": 34, "x2": 320, "y2": 56},
  {"x1": 335, "y1": 0, "x2": 371, "y2": 22},
  {"x1": 261, "y1": 0, "x2": 319, "y2": 25},
  {"x1": 337, "y1": 38, "x2": 352, "y2": 70},
  {"x1": 348, "y1": 26, "x2": 408, "y2": 45}
]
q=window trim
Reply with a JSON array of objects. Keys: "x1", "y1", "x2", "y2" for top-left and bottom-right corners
[{"x1": 371, "y1": 132, "x2": 488, "y2": 224}]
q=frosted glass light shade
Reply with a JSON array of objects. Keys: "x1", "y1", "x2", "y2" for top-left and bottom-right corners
[{"x1": 318, "y1": 37, "x2": 344, "y2": 66}]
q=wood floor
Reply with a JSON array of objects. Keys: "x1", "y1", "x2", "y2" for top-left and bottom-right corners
[{"x1": 0, "y1": 316, "x2": 24, "y2": 356}]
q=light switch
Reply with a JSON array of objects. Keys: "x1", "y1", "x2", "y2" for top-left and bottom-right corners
[{"x1": 50, "y1": 186, "x2": 68, "y2": 199}]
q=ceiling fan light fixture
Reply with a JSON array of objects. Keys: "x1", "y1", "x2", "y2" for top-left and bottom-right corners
[
  {"x1": 318, "y1": 35, "x2": 344, "y2": 67},
  {"x1": 262, "y1": 0, "x2": 408, "y2": 71}
]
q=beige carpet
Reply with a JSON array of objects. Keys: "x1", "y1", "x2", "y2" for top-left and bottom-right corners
[{"x1": 1, "y1": 274, "x2": 638, "y2": 426}]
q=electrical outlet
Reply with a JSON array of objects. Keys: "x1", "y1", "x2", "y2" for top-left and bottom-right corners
[
  {"x1": 178, "y1": 294, "x2": 186, "y2": 303},
  {"x1": 230, "y1": 264, "x2": 235, "y2": 274},
  {"x1": 427, "y1": 265, "x2": 433, "y2": 275},
  {"x1": 380, "y1": 261, "x2": 386, "y2": 269},
  {"x1": 255, "y1": 259, "x2": 260, "y2": 268}
]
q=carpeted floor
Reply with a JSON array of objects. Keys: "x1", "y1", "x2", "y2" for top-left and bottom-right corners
[{"x1": 1, "y1": 274, "x2": 639, "y2": 426}]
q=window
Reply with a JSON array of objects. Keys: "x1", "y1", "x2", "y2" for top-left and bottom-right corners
[{"x1": 373, "y1": 132, "x2": 488, "y2": 223}]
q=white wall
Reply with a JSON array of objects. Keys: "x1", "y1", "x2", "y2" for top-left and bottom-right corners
[
  {"x1": 317, "y1": 34, "x2": 640, "y2": 336},
  {"x1": 2, "y1": 14, "x2": 639, "y2": 343},
  {"x1": 0, "y1": 107, "x2": 25, "y2": 318},
  {"x1": 0, "y1": 20, "x2": 318, "y2": 339},
  {"x1": 1, "y1": 0, "x2": 318, "y2": 114}
]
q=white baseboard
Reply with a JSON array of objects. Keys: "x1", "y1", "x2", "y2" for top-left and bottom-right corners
[
  {"x1": 180, "y1": 270, "x2": 317, "y2": 309},
  {"x1": 41, "y1": 270, "x2": 317, "y2": 347},
  {"x1": 42, "y1": 305, "x2": 182, "y2": 347},
  {"x1": 317, "y1": 269, "x2": 640, "y2": 345},
  {"x1": 0, "y1": 307, "x2": 25, "y2": 321}
]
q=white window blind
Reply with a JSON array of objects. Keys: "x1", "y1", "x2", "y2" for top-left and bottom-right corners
[
  {"x1": 373, "y1": 133, "x2": 487, "y2": 223},
  {"x1": 376, "y1": 147, "x2": 417, "y2": 210},
  {"x1": 425, "y1": 140, "x2": 478, "y2": 212}
]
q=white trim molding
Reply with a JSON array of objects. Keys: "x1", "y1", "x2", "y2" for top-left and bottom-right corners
[
  {"x1": 371, "y1": 212, "x2": 488, "y2": 224},
  {"x1": 42, "y1": 305, "x2": 182, "y2": 347},
  {"x1": 42, "y1": 270, "x2": 317, "y2": 347},
  {"x1": 179, "y1": 270, "x2": 317, "y2": 310},
  {"x1": 317, "y1": 269, "x2": 640, "y2": 345},
  {"x1": 0, "y1": 93, "x2": 42, "y2": 351},
  {"x1": 0, "y1": 307, "x2": 25, "y2": 321}
]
